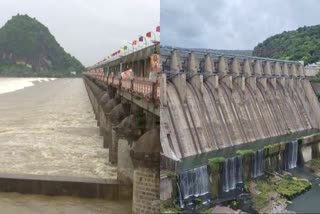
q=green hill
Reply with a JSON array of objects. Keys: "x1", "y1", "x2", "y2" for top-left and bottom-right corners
[
  {"x1": 0, "y1": 14, "x2": 84, "y2": 77},
  {"x1": 253, "y1": 25, "x2": 320, "y2": 64}
]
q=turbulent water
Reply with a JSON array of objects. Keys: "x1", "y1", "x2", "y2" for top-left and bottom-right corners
[
  {"x1": 251, "y1": 149, "x2": 264, "y2": 178},
  {"x1": 222, "y1": 156, "x2": 243, "y2": 192},
  {"x1": 284, "y1": 140, "x2": 299, "y2": 170},
  {"x1": 0, "y1": 192, "x2": 131, "y2": 214},
  {"x1": 0, "y1": 78, "x2": 131, "y2": 213},
  {"x1": 179, "y1": 165, "x2": 209, "y2": 199},
  {"x1": 0, "y1": 78, "x2": 116, "y2": 179},
  {"x1": 0, "y1": 78, "x2": 56, "y2": 94}
]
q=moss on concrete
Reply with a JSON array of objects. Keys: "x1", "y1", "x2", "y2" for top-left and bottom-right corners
[
  {"x1": 236, "y1": 149, "x2": 255, "y2": 156},
  {"x1": 279, "y1": 142, "x2": 287, "y2": 151},
  {"x1": 208, "y1": 157, "x2": 224, "y2": 171},
  {"x1": 208, "y1": 157, "x2": 224, "y2": 197}
]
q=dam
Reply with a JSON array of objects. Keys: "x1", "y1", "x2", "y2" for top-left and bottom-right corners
[
  {"x1": 160, "y1": 46, "x2": 320, "y2": 212},
  {"x1": 84, "y1": 43, "x2": 160, "y2": 214}
]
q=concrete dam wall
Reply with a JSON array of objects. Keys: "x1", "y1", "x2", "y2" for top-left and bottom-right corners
[{"x1": 160, "y1": 47, "x2": 320, "y2": 161}]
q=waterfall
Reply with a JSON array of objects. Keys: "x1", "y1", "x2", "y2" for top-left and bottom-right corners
[
  {"x1": 179, "y1": 165, "x2": 209, "y2": 199},
  {"x1": 222, "y1": 156, "x2": 243, "y2": 192},
  {"x1": 176, "y1": 182, "x2": 184, "y2": 208},
  {"x1": 284, "y1": 140, "x2": 299, "y2": 170},
  {"x1": 251, "y1": 149, "x2": 264, "y2": 178}
]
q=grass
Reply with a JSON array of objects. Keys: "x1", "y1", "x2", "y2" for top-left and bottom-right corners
[
  {"x1": 160, "y1": 200, "x2": 182, "y2": 213},
  {"x1": 236, "y1": 149, "x2": 255, "y2": 156},
  {"x1": 251, "y1": 175, "x2": 311, "y2": 211},
  {"x1": 275, "y1": 176, "x2": 311, "y2": 200},
  {"x1": 208, "y1": 157, "x2": 224, "y2": 171}
]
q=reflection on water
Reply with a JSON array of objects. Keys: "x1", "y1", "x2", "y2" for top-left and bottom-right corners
[{"x1": 0, "y1": 192, "x2": 131, "y2": 214}]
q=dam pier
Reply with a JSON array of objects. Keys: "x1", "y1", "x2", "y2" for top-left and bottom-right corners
[
  {"x1": 160, "y1": 46, "x2": 320, "y2": 211},
  {"x1": 85, "y1": 43, "x2": 161, "y2": 214}
]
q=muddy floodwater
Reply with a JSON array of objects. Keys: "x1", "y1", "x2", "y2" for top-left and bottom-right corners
[
  {"x1": 0, "y1": 192, "x2": 131, "y2": 214},
  {"x1": 0, "y1": 78, "x2": 115, "y2": 179},
  {"x1": 0, "y1": 78, "x2": 130, "y2": 213}
]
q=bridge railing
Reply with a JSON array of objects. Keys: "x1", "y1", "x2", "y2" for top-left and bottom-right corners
[{"x1": 84, "y1": 72, "x2": 160, "y2": 102}]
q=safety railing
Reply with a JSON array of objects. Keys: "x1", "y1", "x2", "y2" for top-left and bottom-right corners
[{"x1": 84, "y1": 72, "x2": 160, "y2": 102}]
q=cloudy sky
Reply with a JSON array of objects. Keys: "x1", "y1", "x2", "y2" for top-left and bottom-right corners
[
  {"x1": 0, "y1": 0, "x2": 159, "y2": 66},
  {"x1": 161, "y1": 0, "x2": 320, "y2": 50}
]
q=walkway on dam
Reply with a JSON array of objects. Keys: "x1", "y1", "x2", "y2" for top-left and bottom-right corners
[{"x1": 0, "y1": 78, "x2": 116, "y2": 179}]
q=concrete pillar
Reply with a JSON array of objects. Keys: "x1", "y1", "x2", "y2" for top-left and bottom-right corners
[
  {"x1": 275, "y1": 62, "x2": 285, "y2": 88},
  {"x1": 230, "y1": 58, "x2": 244, "y2": 91},
  {"x1": 264, "y1": 61, "x2": 272, "y2": 76},
  {"x1": 98, "y1": 92, "x2": 110, "y2": 129},
  {"x1": 298, "y1": 64, "x2": 305, "y2": 77},
  {"x1": 114, "y1": 114, "x2": 145, "y2": 184},
  {"x1": 109, "y1": 102, "x2": 131, "y2": 164},
  {"x1": 244, "y1": 59, "x2": 256, "y2": 91},
  {"x1": 218, "y1": 56, "x2": 228, "y2": 74},
  {"x1": 243, "y1": 58, "x2": 252, "y2": 77},
  {"x1": 282, "y1": 63, "x2": 289, "y2": 77},
  {"x1": 204, "y1": 54, "x2": 213, "y2": 74},
  {"x1": 172, "y1": 73, "x2": 187, "y2": 103},
  {"x1": 254, "y1": 60, "x2": 262, "y2": 76},
  {"x1": 170, "y1": 50, "x2": 181, "y2": 72},
  {"x1": 102, "y1": 97, "x2": 121, "y2": 148},
  {"x1": 131, "y1": 128, "x2": 160, "y2": 214},
  {"x1": 274, "y1": 62, "x2": 281, "y2": 76},
  {"x1": 219, "y1": 56, "x2": 232, "y2": 89},
  {"x1": 290, "y1": 64, "x2": 297, "y2": 77},
  {"x1": 160, "y1": 73, "x2": 167, "y2": 107},
  {"x1": 188, "y1": 52, "x2": 198, "y2": 75},
  {"x1": 231, "y1": 57, "x2": 240, "y2": 75}
]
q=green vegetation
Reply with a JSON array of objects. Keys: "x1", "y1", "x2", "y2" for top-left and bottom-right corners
[
  {"x1": 0, "y1": 14, "x2": 84, "y2": 77},
  {"x1": 208, "y1": 157, "x2": 224, "y2": 171},
  {"x1": 252, "y1": 179, "x2": 273, "y2": 211},
  {"x1": 251, "y1": 175, "x2": 311, "y2": 211},
  {"x1": 310, "y1": 73, "x2": 320, "y2": 83},
  {"x1": 253, "y1": 25, "x2": 320, "y2": 64},
  {"x1": 236, "y1": 149, "x2": 255, "y2": 156},
  {"x1": 160, "y1": 200, "x2": 182, "y2": 213},
  {"x1": 275, "y1": 176, "x2": 311, "y2": 200}
]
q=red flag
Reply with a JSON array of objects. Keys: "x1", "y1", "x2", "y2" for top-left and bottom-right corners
[
  {"x1": 139, "y1": 36, "x2": 143, "y2": 42},
  {"x1": 156, "y1": 26, "x2": 160, "y2": 32},
  {"x1": 146, "y1": 32, "x2": 152, "y2": 38},
  {"x1": 117, "y1": 50, "x2": 120, "y2": 54},
  {"x1": 132, "y1": 40, "x2": 137, "y2": 45}
]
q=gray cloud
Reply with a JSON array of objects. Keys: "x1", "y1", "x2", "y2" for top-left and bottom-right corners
[
  {"x1": 0, "y1": 0, "x2": 159, "y2": 66},
  {"x1": 161, "y1": 0, "x2": 320, "y2": 50}
]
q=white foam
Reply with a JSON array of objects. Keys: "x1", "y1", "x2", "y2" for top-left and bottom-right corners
[{"x1": 0, "y1": 78, "x2": 56, "y2": 94}]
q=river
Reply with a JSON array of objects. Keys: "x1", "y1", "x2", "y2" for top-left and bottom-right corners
[{"x1": 0, "y1": 78, "x2": 131, "y2": 213}]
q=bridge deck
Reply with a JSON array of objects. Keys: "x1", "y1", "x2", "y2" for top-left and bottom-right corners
[{"x1": 0, "y1": 78, "x2": 116, "y2": 180}]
